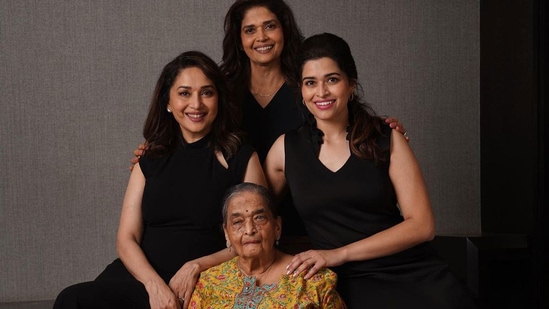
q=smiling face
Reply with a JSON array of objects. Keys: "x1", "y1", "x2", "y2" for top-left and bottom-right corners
[
  {"x1": 240, "y1": 6, "x2": 284, "y2": 67},
  {"x1": 167, "y1": 67, "x2": 218, "y2": 143},
  {"x1": 224, "y1": 191, "x2": 281, "y2": 260},
  {"x1": 301, "y1": 57, "x2": 355, "y2": 124}
]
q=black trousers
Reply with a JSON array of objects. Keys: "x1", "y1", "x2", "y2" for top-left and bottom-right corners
[{"x1": 53, "y1": 259, "x2": 150, "y2": 309}]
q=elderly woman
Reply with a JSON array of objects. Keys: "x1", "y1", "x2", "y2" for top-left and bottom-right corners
[{"x1": 188, "y1": 182, "x2": 346, "y2": 309}]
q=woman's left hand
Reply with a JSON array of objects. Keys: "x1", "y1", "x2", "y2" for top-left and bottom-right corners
[
  {"x1": 168, "y1": 261, "x2": 201, "y2": 309},
  {"x1": 286, "y1": 249, "x2": 343, "y2": 280}
]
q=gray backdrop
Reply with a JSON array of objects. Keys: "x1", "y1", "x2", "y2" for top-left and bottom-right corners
[{"x1": 0, "y1": 0, "x2": 480, "y2": 302}]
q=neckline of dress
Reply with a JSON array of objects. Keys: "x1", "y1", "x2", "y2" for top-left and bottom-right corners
[
  {"x1": 249, "y1": 83, "x2": 286, "y2": 109},
  {"x1": 180, "y1": 133, "x2": 211, "y2": 149}
]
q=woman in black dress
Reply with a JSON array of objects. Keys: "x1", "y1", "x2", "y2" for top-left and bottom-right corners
[
  {"x1": 220, "y1": 0, "x2": 407, "y2": 244},
  {"x1": 53, "y1": 51, "x2": 266, "y2": 309},
  {"x1": 133, "y1": 2, "x2": 406, "y2": 239},
  {"x1": 265, "y1": 33, "x2": 476, "y2": 309}
]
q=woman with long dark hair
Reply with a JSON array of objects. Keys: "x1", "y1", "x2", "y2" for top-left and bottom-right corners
[
  {"x1": 265, "y1": 33, "x2": 476, "y2": 309},
  {"x1": 54, "y1": 51, "x2": 266, "y2": 309}
]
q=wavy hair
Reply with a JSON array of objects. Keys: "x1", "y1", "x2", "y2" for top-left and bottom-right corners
[
  {"x1": 297, "y1": 33, "x2": 387, "y2": 162},
  {"x1": 220, "y1": 0, "x2": 304, "y2": 102},
  {"x1": 143, "y1": 51, "x2": 243, "y2": 158}
]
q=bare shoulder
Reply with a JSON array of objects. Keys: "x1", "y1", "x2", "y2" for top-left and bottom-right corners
[
  {"x1": 271, "y1": 134, "x2": 286, "y2": 151},
  {"x1": 265, "y1": 134, "x2": 286, "y2": 166}
]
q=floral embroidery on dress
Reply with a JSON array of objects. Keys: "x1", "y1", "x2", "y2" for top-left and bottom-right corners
[
  {"x1": 233, "y1": 276, "x2": 277, "y2": 308},
  {"x1": 189, "y1": 257, "x2": 346, "y2": 309}
]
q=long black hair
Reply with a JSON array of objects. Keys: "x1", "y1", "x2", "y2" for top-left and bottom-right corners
[
  {"x1": 297, "y1": 33, "x2": 387, "y2": 162},
  {"x1": 220, "y1": 0, "x2": 304, "y2": 102},
  {"x1": 143, "y1": 51, "x2": 243, "y2": 158}
]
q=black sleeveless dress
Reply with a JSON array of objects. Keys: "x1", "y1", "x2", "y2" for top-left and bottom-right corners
[
  {"x1": 242, "y1": 83, "x2": 309, "y2": 240},
  {"x1": 284, "y1": 123, "x2": 476, "y2": 309},
  {"x1": 53, "y1": 135, "x2": 254, "y2": 309}
]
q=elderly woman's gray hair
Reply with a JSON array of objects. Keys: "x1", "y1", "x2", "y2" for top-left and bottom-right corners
[{"x1": 222, "y1": 182, "x2": 278, "y2": 223}]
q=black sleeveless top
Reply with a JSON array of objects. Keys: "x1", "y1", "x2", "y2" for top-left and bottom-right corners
[
  {"x1": 284, "y1": 123, "x2": 433, "y2": 275},
  {"x1": 242, "y1": 83, "x2": 305, "y2": 163},
  {"x1": 139, "y1": 135, "x2": 254, "y2": 281},
  {"x1": 283, "y1": 123, "x2": 477, "y2": 308},
  {"x1": 242, "y1": 83, "x2": 309, "y2": 238}
]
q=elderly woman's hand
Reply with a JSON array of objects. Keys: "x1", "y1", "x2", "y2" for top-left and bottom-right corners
[
  {"x1": 168, "y1": 261, "x2": 201, "y2": 309},
  {"x1": 286, "y1": 249, "x2": 344, "y2": 280}
]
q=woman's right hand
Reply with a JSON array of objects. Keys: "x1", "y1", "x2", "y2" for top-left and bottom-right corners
[
  {"x1": 286, "y1": 248, "x2": 344, "y2": 280},
  {"x1": 168, "y1": 261, "x2": 202, "y2": 309},
  {"x1": 145, "y1": 279, "x2": 182, "y2": 309},
  {"x1": 129, "y1": 143, "x2": 147, "y2": 171}
]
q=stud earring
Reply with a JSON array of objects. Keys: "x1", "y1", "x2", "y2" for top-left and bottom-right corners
[{"x1": 167, "y1": 107, "x2": 172, "y2": 113}]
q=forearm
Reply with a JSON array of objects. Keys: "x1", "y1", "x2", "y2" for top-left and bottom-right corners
[
  {"x1": 117, "y1": 238, "x2": 166, "y2": 287},
  {"x1": 338, "y1": 217, "x2": 434, "y2": 264},
  {"x1": 188, "y1": 247, "x2": 235, "y2": 272}
]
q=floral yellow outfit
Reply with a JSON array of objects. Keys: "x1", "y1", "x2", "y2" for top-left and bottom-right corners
[{"x1": 189, "y1": 257, "x2": 345, "y2": 309}]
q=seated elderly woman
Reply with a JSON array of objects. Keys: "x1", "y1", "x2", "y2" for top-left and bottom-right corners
[{"x1": 188, "y1": 182, "x2": 346, "y2": 308}]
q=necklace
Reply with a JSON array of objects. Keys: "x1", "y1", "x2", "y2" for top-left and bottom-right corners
[
  {"x1": 251, "y1": 80, "x2": 285, "y2": 97},
  {"x1": 237, "y1": 252, "x2": 277, "y2": 278}
]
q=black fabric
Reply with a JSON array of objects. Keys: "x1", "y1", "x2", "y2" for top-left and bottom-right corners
[
  {"x1": 53, "y1": 135, "x2": 254, "y2": 308},
  {"x1": 139, "y1": 135, "x2": 253, "y2": 281},
  {"x1": 53, "y1": 260, "x2": 149, "y2": 309},
  {"x1": 242, "y1": 83, "x2": 304, "y2": 163},
  {"x1": 241, "y1": 83, "x2": 308, "y2": 238},
  {"x1": 284, "y1": 123, "x2": 477, "y2": 309}
]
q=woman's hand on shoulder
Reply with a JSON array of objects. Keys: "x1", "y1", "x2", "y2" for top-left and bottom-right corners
[
  {"x1": 285, "y1": 248, "x2": 344, "y2": 280},
  {"x1": 168, "y1": 261, "x2": 201, "y2": 309},
  {"x1": 384, "y1": 117, "x2": 409, "y2": 142},
  {"x1": 129, "y1": 142, "x2": 147, "y2": 171},
  {"x1": 144, "y1": 278, "x2": 181, "y2": 309}
]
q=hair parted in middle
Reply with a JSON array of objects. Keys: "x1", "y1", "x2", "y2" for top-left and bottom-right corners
[
  {"x1": 221, "y1": 182, "x2": 277, "y2": 225},
  {"x1": 143, "y1": 50, "x2": 243, "y2": 159},
  {"x1": 221, "y1": 0, "x2": 304, "y2": 102}
]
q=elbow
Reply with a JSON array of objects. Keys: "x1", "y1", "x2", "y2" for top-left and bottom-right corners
[
  {"x1": 425, "y1": 227, "x2": 435, "y2": 242},
  {"x1": 422, "y1": 219, "x2": 436, "y2": 242},
  {"x1": 410, "y1": 217, "x2": 435, "y2": 243},
  {"x1": 116, "y1": 235, "x2": 133, "y2": 259},
  {"x1": 405, "y1": 216, "x2": 435, "y2": 243},
  {"x1": 116, "y1": 237, "x2": 125, "y2": 258}
]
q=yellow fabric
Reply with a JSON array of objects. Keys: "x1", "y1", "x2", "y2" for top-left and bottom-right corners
[{"x1": 189, "y1": 256, "x2": 346, "y2": 309}]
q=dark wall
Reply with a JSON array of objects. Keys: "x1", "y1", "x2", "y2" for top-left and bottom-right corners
[
  {"x1": 480, "y1": 1, "x2": 537, "y2": 234},
  {"x1": 479, "y1": 0, "x2": 547, "y2": 307}
]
